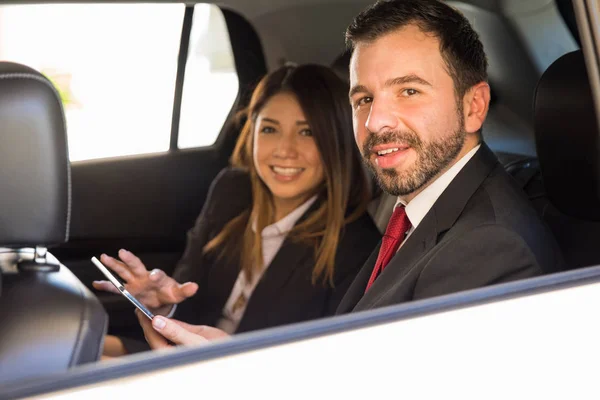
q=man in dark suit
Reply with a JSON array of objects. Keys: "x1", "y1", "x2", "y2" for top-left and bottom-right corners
[
  {"x1": 337, "y1": 0, "x2": 563, "y2": 313},
  {"x1": 137, "y1": 0, "x2": 564, "y2": 347}
]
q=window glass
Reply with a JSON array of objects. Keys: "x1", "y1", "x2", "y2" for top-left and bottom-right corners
[
  {"x1": 177, "y1": 4, "x2": 239, "y2": 149},
  {"x1": 0, "y1": 4, "x2": 185, "y2": 161}
]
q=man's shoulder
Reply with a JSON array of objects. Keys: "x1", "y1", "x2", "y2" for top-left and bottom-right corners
[
  {"x1": 447, "y1": 165, "x2": 563, "y2": 273},
  {"x1": 472, "y1": 164, "x2": 543, "y2": 225},
  {"x1": 452, "y1": 162, "x2": 536, "y2": 223}
]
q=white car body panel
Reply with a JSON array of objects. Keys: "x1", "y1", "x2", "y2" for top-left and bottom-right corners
[{"x1": 34, "y1": 267, "x2": 600, "y2": 400}]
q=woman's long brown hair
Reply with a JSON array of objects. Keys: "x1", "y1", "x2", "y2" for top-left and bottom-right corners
[{"x1": 204, "y1": 64, "x2": 372, "y2": 286}]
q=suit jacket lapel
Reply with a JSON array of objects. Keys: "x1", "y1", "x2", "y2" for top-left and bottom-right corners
[
  {"x1": 241, "y1": 239, "x2": 313, "y2": 319},
  {"x1": 355, "y1": 209, "x2": 438, "y2": 309},
  {"x1": 201, "y1": 249, "x2": 244, "y2": 324},
  {"x1": 347, "y1": 142, "x2": 500, "y2": 311},
  {"x1": 237, "y1": 199, "x2": 321, "y2": 330},
  {"x1": 431, "y1": 142, "x2": 499, "y2": 232}
]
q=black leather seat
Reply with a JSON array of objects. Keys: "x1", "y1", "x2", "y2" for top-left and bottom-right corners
[
  {"x1": 0, "y1": 62, "x2": 107, "y2": 385},
  {"x1": 532, "y1": 49, "x2": 600, "y2": 270}
]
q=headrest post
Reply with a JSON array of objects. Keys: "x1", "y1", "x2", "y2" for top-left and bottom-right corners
[
  {"x1": 34, "y1": 246, "x2": 48, "y2": 264},
  {"x1": 17, "y1": 246, "x2": 59, "y2": 273}
]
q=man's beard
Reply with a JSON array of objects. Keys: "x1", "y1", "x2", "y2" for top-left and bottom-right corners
[{"x1": 361, "y1": 118, "x2": 467, "y2": 197}]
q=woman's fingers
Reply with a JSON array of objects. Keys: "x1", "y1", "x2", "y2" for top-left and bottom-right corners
[
  {"x1": 169, "y1": 320, "x2": 229, "y2": 341},
  {"x1": 118, "y1": 249, "x2": 149, "y2": 277},
  {"x1": 136, "y1": 310, "x2": 170, "y2": 349},
  {"x1": 92, "y1": 280, "x2": 120, "y2": 294},
  {"x1": 100, "y1": 253, "x2": 135, "y2": 282},
  {"x1": 148, "y1": 268, "x2": 167, "y2": 284},
  {"x1": 173, "y1": 281, "x2": 199, "y2": 302},
  {"x1": 151, "y1": 316, "x2": 209, "y2": 346}
]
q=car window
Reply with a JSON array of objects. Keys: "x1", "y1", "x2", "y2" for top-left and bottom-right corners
[
  {"x1": 178, "y1": 4, "x2": 239, "y2": 149},
  {"x1": 0, "y1": 3, "x2": 238, "y2": 161}
]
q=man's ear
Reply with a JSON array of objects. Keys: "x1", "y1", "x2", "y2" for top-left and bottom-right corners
[{"x1": 463, "y1": 82, "x2": 491, "y2": 134}]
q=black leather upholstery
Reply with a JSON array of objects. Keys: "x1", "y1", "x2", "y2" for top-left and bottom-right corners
[
  {"x1": 532, "y1": 50, "x2": 600, "y2": 270},
  {"x1": 0, "y1": 62, "x2": 70, "y2": 246},
  {"x1": 0, "y1": 62, "x2": 107, "y2": 385},
  {"x1": 534, "y1": 50, "x2": 600, "y2": 221},
  {"x1": 0, "y1": 251, "x2": 106, "y2": 385}
]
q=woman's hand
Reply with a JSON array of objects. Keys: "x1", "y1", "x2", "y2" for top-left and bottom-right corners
[
  {"x1": 136, "y1": 310, "x2": 230, "y2": 349},
  {"x1": 92, "y1": 249, "x2": 198, "y2": 315}
]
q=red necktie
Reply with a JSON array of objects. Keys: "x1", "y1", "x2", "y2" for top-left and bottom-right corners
[{"x1": 365, "y1": 206, "x2": 412, "y2": 292}]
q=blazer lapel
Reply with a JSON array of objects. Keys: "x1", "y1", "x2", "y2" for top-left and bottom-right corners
[
  {"x1": 355, "y1": 209, "x2": 438, "y2": 309},
  {"x1": 237, "y1": 200, "x2": 321, "y2": 329},
  {"x1": 246, "y1": 239, "x2": 313, "y2": 307},
  {"x1": 201, "y1": 250, "x2": 244, "y2": 323},
  {"x1": 431, "y1": 142, "x2": 499, "y2": 232}
]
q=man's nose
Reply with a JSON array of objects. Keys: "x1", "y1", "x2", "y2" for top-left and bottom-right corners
[{"x1": 365, "y1": 98, "x2": 398, "y2": 134}]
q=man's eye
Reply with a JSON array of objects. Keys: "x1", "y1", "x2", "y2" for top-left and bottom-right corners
[
  {"x1": 261, "y1": 126, "x2": 276, "y2": 134},
  {"x1": 356, "y1": 97, "x2": 373, "y2": 107},
  {"x1": 403, "y1": 88, "x2": 418, "y2": 97}
]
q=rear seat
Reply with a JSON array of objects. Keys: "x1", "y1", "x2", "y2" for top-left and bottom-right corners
[{"x1": 531, "y1": 49, "x2": 600, "y2": 270}]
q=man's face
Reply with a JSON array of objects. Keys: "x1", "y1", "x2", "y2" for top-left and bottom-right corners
[{"x1": 349, "y1": 25, "x2": 467, "y2": 199}]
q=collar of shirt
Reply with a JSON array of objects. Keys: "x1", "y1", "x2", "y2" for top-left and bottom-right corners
[
  {"x1": 395, "y1": 144, "x2": 481, "y2": 231},
  {"x1": 253, "y1": 194, "x2": 318, "y2": 238}
]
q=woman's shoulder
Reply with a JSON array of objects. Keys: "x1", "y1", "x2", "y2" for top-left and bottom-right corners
[
  {"x1": 333, "y1": 209, "x2": 381, "y2": 258},
  {"x1": 329, "y1": 210, "x2": 380, "y2": 285},
  {"x1": 211, "y1": 166, "x2": 251, "y2": 188},
  {"x1": 343, "y1": 210, "x2": 381, "y2": 242},
  {"x1": 203, "y1": 167, "x2": 252, "y2": 220},
  {"x1": 208, "y1": 167, "x2": 251, "y2": 196}
]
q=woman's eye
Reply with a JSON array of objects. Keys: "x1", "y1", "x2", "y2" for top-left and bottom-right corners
[
  {"x1": 260, "y1": 126, "x2": 276, "y2": 134},
  {"x1": 299, "y1": 128, "x2": 313, "y2": 137}
]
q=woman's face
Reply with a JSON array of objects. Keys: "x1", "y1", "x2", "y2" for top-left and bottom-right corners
[{"x1": 253, "y1": 92, "x2": 325, "y2": 215}]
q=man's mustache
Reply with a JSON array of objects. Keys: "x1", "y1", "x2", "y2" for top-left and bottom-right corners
[{"x1": 361, "y1": 130, "x2": 422, "y2": 157}]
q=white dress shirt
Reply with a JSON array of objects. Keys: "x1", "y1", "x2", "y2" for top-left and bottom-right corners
[
  {"x1": 215, "y1": 195, "x2": 318, "y2": 334},
  {"x1": 395, "y1": 144, "x2": 481, "y2": 248}
]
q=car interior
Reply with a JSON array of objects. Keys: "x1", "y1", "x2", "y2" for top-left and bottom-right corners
[{"x1": 1, "y1": 0, "x2": 600, "y2": 396}]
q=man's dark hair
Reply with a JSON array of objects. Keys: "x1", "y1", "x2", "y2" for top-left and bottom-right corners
[{"x1": 346, "y1": 0, "x2": 488, "y2": 99}]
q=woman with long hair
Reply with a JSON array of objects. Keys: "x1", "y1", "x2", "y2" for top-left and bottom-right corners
[{"x1": 97, "y1": 64, "x2": 380, "y2": 355}]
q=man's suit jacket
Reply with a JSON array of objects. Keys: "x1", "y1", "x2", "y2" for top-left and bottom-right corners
[
  {"x1": 337, "y1": 143, "x2": 564, "y2": 314},
  {"x1": 172, "y1": 167, "x2": 381, "y2": 332}
]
